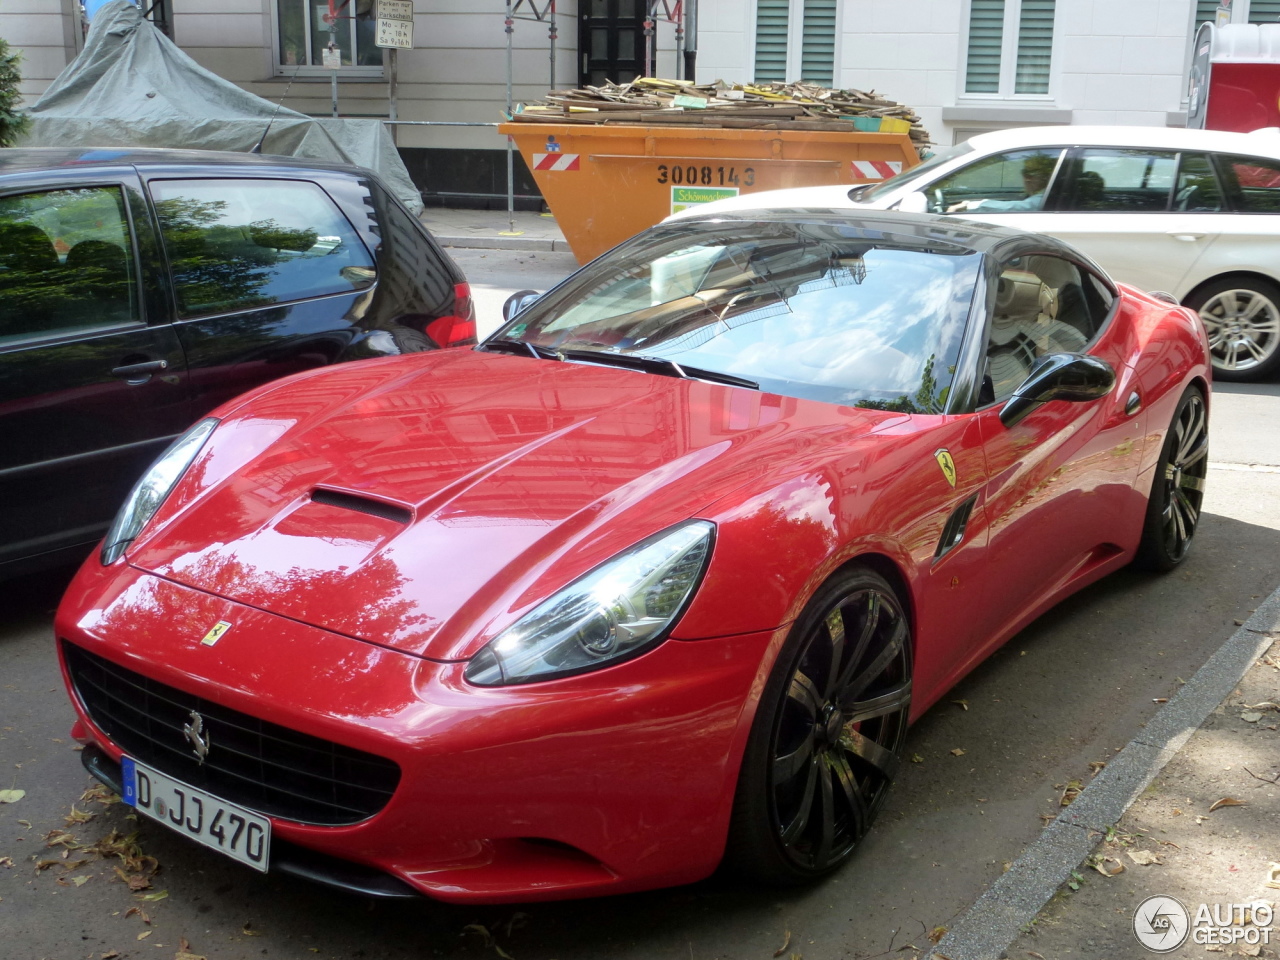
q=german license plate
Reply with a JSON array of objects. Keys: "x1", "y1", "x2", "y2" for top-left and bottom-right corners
[{"x1": 121, "y1": 757, "x2": 270, "y2": 872}]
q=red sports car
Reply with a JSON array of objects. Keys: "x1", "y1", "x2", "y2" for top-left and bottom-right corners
[{"x1": 56, "y1": 211, "x2": 1210, "y2": 903}]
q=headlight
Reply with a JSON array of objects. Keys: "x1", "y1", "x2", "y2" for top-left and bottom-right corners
[
  {"x1": 465, "y1": 520, "x2": 715, "y2": 686},
  {"x1": 101, "y1": 418, "x2": 219, "y2": 565}
]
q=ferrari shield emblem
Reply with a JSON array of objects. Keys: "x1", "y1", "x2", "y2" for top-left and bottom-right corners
[
  {"x1": 200, "y1": 620, "x2": 232, "y2": 647},
  {"x1": 934, "y1": 449, "x2": 958, "y2": 488}
]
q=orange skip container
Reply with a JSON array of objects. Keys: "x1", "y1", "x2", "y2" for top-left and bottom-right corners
[{"x1": 499, "y1": 122, "x2": 919, "y2": 264}]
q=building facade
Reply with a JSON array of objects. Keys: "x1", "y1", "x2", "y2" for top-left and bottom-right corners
[{"x1": 5, "y1": 1, "x2": 1279, "y2": 201}]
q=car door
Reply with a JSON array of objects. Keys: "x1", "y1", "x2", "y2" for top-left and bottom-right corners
[
  {"x1": 991, "y1": 148, "x2": 1226, "y2": 297},
  {"x1": 145, "y1": 174, "x2": 381, "y2": 416},
  {"x1": 0, "y1": 173, "x2": 191, "y2": 572},
  {"x1": 968, "y1": 250, "x2": 1147, "y2": 653}
]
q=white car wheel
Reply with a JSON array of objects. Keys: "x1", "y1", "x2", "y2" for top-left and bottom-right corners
[{"x1": 1188, "y1": 280, "x2": 1280, "y2": 381}]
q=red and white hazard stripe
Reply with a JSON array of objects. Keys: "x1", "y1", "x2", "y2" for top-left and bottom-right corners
[
  {"x1": 850, "y1": 160, "x2": 903, "y2": 180},
  {"x1": 532, "y1": 153, "x2": 581, "y2": 171}
]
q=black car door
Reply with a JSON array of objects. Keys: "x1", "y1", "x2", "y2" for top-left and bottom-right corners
[
  {"x1": 144, "y1": 173, "x2": 382, "y2": 415},
  {"x1": 0, "y1": 170, "x2": 191, "y2": 572}
]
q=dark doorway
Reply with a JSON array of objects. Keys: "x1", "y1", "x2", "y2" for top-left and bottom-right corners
[{"x1": 579, "y1": 0, "x2": 648, "y2": 87}]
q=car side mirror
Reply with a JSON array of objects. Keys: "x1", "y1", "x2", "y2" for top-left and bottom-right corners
[
  {"x1": 502, "y1": 289, "x2": 540, "y2": 322},
  {"x1": 999, "y1": 353, "x2": 1116, "y2": 428},
  {"x1": 895, "y1": 191, "x2": 928, "y2": 214}
]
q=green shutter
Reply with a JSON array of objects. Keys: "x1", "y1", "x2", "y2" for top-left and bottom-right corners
[
  {"x1": 965, "y1": 0, "x2": 1005, "y2": 94},
  {"x1": 1196, "y1": 0, "x2": 1220, "y2": 27},
  {"x1": 801, "y1": 0, "x2": 837, "y2": 85},
  {"x1": 755, "y1": 0, "x2": 791, "y2": 83},
  {"x1": 1014, "y1": 0, "x2": 1054, "y2": 94},
  {"x1": 1249, "y1": 0, "x2": 1280, "y2": 22}
]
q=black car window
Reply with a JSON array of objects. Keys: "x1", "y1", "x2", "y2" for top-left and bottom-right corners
[
  {"x1": 1063, "y1": 149, "x2": 1177, "y2": 211},
  {"x1": 0, "y1": 186, "x2": 140, "y2": 344},
  {"x1": 499, "y1": 220, "x2": 982, "y2": 413},
  {"x1": 1174, "y1": 152, "x2": 1223, "y2": 211},
  {"x1": 925, "y1": 149, "x2": 1064, "y2": 214},
  {"x1": 985, "y1": 255, "x2": 1102, "y2": 403},
  {"x1": 1216, "y1": 154, "x2": 1280, "y2": 212},
  {"x1": 149, "y1": 178, "x2": 375, "y2": 319}
]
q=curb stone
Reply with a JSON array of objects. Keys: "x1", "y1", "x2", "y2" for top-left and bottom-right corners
[{"x1": 926, "y1": 583, "x2": 1280, "y2": 960}]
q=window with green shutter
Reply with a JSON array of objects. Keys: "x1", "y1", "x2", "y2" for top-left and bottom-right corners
[
  {"x1": 801, "y1": 0, "x2": 837, "y2": 86},
  {"x1": 965, "y1": 0, "x2": 1006, "y2": 94},
  {"x1": 755, "y1": 0, "x2": 790, "y2": 83},
  {"x1": 1014, "y1": 0, "x2": 1054, "y2": 94},
  {"x1": 964, "y1": 0, "x2": 1056, "y2": 97},
  {"x1": 1249, "y1": 0, "x2": 1280, "y2": 22},
  {"x1": 1195, "y1": 0, "x2": 1221, "y2": 28}
]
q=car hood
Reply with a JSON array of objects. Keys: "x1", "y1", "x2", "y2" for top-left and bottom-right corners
[{"x1": 130, "y1": 349, "x2": 903, "y2": 660}]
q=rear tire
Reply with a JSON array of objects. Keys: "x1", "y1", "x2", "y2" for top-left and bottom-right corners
[
  {"x1": 1184, "y1": 278, "x2": 1280, "y2": 382},
  {"x1": 726, "y1": 566, "x2": 911, "y2": 885},
  {"x1": 1133, "y1": 386, "x2": 1208, "y2": 572}
]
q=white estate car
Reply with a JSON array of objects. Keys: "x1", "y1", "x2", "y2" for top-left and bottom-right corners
[{"x1": 668, "y1": 125, "x2": 1280, "y2": 381}]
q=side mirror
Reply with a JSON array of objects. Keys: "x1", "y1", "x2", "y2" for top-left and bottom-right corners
[
  {"x1": 999, "y1": 353, "x2": 1116, "y2": 428},
  {"x1": 895, "y1": 191, "x2": 928, "y2": 214},
  {"x1": 502, "y1": 289, "x2": 540, "y2": 322}
]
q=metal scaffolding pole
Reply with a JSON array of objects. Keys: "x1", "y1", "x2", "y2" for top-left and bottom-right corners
[
  {"x1": 503, "y1": 1, "x2": 558, "y2": 232},
  {"x1": 645, "y1": 0, "x2": 685, "y2": 79}
]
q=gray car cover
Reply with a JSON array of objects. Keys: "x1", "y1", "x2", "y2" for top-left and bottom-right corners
[{"x1": 21, "y1": 0, "x2": 422, "y2": 214}]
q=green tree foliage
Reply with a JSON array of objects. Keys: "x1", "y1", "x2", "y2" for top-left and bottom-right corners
[{"x1": 0, "y1": 35, "x2": 29, "y2": 148}]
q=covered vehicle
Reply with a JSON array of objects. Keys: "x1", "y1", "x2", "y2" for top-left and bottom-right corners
[{"x1": 56, "y1": 211, "x2": 1209, "y2": 903}]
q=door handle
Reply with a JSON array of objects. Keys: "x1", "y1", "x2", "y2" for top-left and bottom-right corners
[
  {"x1": 1125, "y1": 391, "x2": 1142, "y2": 417},
  {"x1": 112, "y1": 359, "x2": 168, "y2": 383},
  {"x1": 1166, "y1": 232, "x2": 1205, "y2": 241}
]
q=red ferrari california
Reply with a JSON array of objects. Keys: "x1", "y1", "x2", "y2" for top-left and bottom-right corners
[{"x1": 56, "y1": 211, "x2": 1210, "y2": 903}]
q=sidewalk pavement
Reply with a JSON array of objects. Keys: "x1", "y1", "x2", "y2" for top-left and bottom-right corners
[{"x1": 420, "y1": 207, "x2": 572, "y2": 253}]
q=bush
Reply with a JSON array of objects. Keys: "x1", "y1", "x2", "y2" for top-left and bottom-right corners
[{"x1": 0, "y1": 36, "x2": 29, "y2": 147}]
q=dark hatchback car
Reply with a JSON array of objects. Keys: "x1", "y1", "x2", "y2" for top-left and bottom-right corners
[{"x1": 0, "y1": 147, "x2": 475, "y2": 577}]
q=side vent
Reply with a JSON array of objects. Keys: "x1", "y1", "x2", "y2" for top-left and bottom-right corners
[
  {"x1": 934, "y1": 494, "x2": 978, "y2": 562},
  {"x1": 311, "y1": 489, "x2": 412, "y2": 525}
]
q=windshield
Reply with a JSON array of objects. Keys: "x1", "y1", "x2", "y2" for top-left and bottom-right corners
[
  {"x1": 857, "y1": 143, "x2": 974, "y2": 203},
  {"x1": 488, "y1": 220, "x2": 981, "y2": 413}
]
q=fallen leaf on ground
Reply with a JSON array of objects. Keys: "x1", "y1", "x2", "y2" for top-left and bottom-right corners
[
  {"x1": 64, "y1": 805, "x2": 95, "y2": 825},
  {"x1": 123, "y1": 906, "x2": 151, "y2": 924},
  {"x1": 895, "y1": 945, "x2": 918, "y2": 952},
  {"x1": 1242, "y1": 712, "x2": 1263, "y2": 723},
  {"x1": 136, "y1": 930, "x2": 152, "y2": 941},
  {"x1": 71, "y1": 875, "x2": 90, "y2": 886},
  {"x1": 241, "y1": 923, "x2": 261, "y2": 937},
  {"x1": 135, "y1": 889, "x2": 168, "y2": 902},
  {"x1": 1240, "y1": 944, "x2": 1261, "y2": 957},
  {"x1": 1059, "y1": 780, "x2": 1083, "y2": 806},
  {"x1": 774, "y1": 930, "x2": 792, "y2": 957},
  {"x1": 1091, "y1": 857, "x2": 1125, "y2": 877},
  {"x1": 1128, "y1": 850, "x2": 1162, "y2": 866},
  {"x1": 0, "y1": 789, "x2": 25, "y2": 803},
  {"x1": 1209, "y1": 797, "x2": 1246, "y2": 812},
  {"x1": 1266, "y1": 862, "x2": 1280, "y2": 889},
  {"x1": 80, "y1": 784, "x2": 121, "y2": 806},
  {"x1": 462, "y1": 924, "x2": 492, "y2": 946},
  {"x1": 35, "y1": 859, "x2": 64, "y2": 871},
  {"x1": 44, "y1": 829, "x2": 80, "y2": 849},
  {"x1": 115, "y1": 869, "x2": 151, "y2": 891},
  {"x1": 1028, "y1": 952, "x2": 1046, "y2": 959},
  {"x1": 495, "y1": 947, "x2": 514, "y2": 960},
  {"x1": 0, "y1": 856, "x2": 11, "y2": 868},
  {"x1": 1088, "y1": 761, "x2": 1106, "y2": 775},
  {"x1": 175, "y1": 937, "x2": 208, "y2": 960},
  {"x1": 910, "y1": 753, "x2": 924, "y2": 763},
  {"x1": 16, "y1": 819, "x2": 30, "y2": 828},
  {"x1": 928, "y1": 926, "x2": 948, "y2": 944},
  {"x1": 101, "y1": 952, "x2": 119, "y2": 959},
  {"x1": 949, "y1": 748, "x2": 966, "y2": 757},
  {"x1": 1246, "y1": 701, "x2": 1279, "y2": 711},
  {"x1": 951, "y1": 699, "x2": 969, "y2": 711}
]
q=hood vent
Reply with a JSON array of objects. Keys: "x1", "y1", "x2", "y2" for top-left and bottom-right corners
[{"x1": 311, "y1": 488, "x2": 413, "y2": 525}]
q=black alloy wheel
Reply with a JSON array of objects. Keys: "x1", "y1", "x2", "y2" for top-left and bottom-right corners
[
  {"x1": 728, "y1": 567, "x2": 912, "y2": 884},
  {"x1": 1134, "y1": 386, "x2": 1208, "y2": 572}
]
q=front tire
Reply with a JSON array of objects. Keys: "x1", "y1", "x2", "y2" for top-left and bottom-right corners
[
  {"x1": 1133, "y1": 386, "x2": 1209, "y2": 572},
  {"x1": 727, "y1": 566, "x2": 912, "y2": 885},
  {"x1": 1185, "y1": 278, "x2": 1280, "y2": 381}
]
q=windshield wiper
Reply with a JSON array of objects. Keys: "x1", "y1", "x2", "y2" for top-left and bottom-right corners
[
  {"x1": 480, "y1": 337, "x2": 563, "y2": 361},
  {"x1": 560, "y1": 349, "x2": 758, "y2": 390}
]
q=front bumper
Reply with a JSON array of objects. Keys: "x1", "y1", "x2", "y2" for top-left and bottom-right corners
[{"x1": 58, "y1": 563, "x2": 779, "y2": 903}]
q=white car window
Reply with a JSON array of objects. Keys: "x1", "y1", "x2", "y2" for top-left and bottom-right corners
[
  {"x1": 1174, "y1": 153, "x2": 1224, "y2": 212},
  {"x1": 925, "y1": 149, "x2": 1064, "y2": 215},
  {"x1": 1064, "y1": 149, "x2": 1176, "y2": 212},
  {"x1": 1217, "y1": 154, "x2": 1280, "y2": 212}
]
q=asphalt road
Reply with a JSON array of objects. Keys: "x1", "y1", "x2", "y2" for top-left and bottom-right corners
[{"x1": 1, "y1": 252, "x2": 1277, "y2": 960}]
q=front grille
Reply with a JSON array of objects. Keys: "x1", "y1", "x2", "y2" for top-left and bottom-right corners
[{"x1": 63, "y1": 642, "x2": 401, "y2": 825}]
